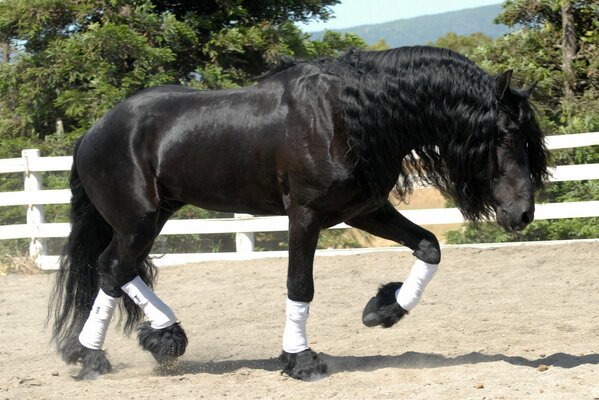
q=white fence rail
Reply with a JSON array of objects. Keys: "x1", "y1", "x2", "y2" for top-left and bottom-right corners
[{"x1": 1, "y1": 132, "x2": 598, "y2": 269}]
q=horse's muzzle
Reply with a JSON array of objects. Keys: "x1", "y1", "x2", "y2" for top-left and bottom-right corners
[{"x1": 496, "y1": 202, "x2": 535, "y2": 232}]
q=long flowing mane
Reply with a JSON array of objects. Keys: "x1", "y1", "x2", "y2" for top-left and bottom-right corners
[
  {"x1": 335, "y1": 47, "x2": 501, "y2": 220},
  {"x1": 266, "y1": 47, "x2": 547, "y2": 220}
]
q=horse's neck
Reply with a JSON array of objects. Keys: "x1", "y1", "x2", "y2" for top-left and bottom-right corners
[
  {"x1": 376, "y1": 85, "x2": 488, "y2": 158},
  {"x1": 353, "y1": 84, "x2": 471, "y2": 194},
  {"x1": 364, "y1": 95, "x2": 450, "y2": 155}
]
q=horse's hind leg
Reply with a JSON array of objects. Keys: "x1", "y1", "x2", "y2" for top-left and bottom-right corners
[
  {"x1": 62, "y1": 231, "x2": 131, "y2": 379},
  {"x1": 74, "y1": 208, "x2": 186, "y2": 377},
  {"x1": 102, "y1": 210, "x2": 187, "y2": 366},
  {"x1": 128, "y1": 208, "x2": 188, "y2": 366}
]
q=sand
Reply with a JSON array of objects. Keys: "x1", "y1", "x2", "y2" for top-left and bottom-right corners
[{"x1": 1, "y1": 241, "x2": 598, "y2": 399}]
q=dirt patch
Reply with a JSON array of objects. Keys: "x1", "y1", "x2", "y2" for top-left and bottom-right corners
[{"x1": 1, "y1": 242, "x2": 597, "y2": 399}]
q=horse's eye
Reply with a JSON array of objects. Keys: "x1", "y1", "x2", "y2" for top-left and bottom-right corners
[{"x1": 502, "y1": 136, "x2": 515, "y2": 148}]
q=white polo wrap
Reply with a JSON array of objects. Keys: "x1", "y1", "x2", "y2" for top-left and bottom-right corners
[
  {"x1": 282, "y1": 299, "x2": 310, "y2": 353},
  {"x1": 79, "y1": 289, "x2": 118, "y2": 350},
  {"x1": 396, "y1": 259, "x2": 439, "y2": 311},
  {"x1": 121, "y1": 276, "x2": 177, "y2": 329}
]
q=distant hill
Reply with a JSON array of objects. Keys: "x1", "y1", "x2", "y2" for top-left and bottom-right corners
[{"x1": 307, "y1": 4, "x2": 514, "y2": 47}]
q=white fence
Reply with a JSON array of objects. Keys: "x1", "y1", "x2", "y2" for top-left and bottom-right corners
[{"x1": 1, "y1": 132, "x2": 598, "y2": 270}]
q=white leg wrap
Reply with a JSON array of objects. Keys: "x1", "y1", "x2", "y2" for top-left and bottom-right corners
[
  {"x1": 396, "y1": 259, "x2": 439, "y2": 311},
  {"x1": 282, "y1": 299, "x2": 310, "y2": 354},
  {"x1": 79, "y1": 289, "x2": 118, "y2": 350},
  {"x1": 121, "y1": 276, "x2": 177, "y2": 330}
]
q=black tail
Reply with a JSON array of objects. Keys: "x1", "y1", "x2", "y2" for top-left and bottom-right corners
[{"x1": 48, "y1": 137, "x2": 157, "y2": 349}]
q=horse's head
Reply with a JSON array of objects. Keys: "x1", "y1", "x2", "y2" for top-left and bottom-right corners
[{"x1": 490, "y1": 70, "x2": 548, "y2": 232}]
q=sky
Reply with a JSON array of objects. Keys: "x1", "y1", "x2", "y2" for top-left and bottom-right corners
[{"x1": 299, "y1": 0, "x2": 503, "y2": 32}]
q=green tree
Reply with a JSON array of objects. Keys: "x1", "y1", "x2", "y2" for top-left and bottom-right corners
[
  {"x1": 0, "y1": 0, "x2": 367, "y2": 149},
  {"x1": 428, "y1": 32, "x2": 493, "y2": 56},
  {"x1": 446, "y1": 0, "x2": 599, "y2": 244},
  {"x1": 0, "y1": 0, "x2": 366, "y2": 257},
  {"x1": 368, "y1": 38, "x2": 390, "y2": 51}
]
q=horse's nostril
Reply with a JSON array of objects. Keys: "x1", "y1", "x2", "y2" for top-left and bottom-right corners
[{"x1": 521, "y1": 210, "x2": 532, "y2": 225}]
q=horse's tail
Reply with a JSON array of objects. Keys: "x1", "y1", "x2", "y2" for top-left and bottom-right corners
[{"x1": 48, "y1": 137, "x2": 157, "y2": 349}]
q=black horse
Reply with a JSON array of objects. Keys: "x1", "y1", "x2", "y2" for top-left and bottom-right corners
[{"x1": 49, "y1": 46, "x2": 548, "y2": 380}]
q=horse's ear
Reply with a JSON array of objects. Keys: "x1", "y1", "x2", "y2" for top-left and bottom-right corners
[
  {"x1": 495, "y1": 70, "x2": 513, "y2": 100},
  {"x1": 523, "y1": 80, "x2": 539, "y2": 98}
]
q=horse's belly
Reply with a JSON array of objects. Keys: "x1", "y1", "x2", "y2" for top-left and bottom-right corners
[
  {"x1": 184, "y1": 191, "x2": 285, "y2": 215},
  {"x1": 160, "y1": 172, "x2": 286, "y2": 215},
  {"x1": 155, "y1": 125, "x2": 287, "y2": 214}
]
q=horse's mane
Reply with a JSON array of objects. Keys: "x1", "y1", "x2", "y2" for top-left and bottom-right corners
[
  {"x1": 262, "y1": 47, "x2": 548, "y2": 221},
  {"x1": 255, "y1": 57, "x2": 300, "y2": 81},
  {"x1": 334, "y1": 47, "x2": 502, "y2": 219}
]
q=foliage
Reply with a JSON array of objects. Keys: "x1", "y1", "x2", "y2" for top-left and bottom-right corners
[
  {"x1": 446, "y1": 0, "x2": 599, "y2": 244},
  {"x1": 0, "y1": 0, "x2": 367, "y2": 256},
  {"x1": 368, "y1": 39, "x2": 390, "y2": 51},
  {"x1": 495, "y1": 0, "x2": 597, "y2": 32},
  {"x1": 445, "y1": 216, "x2": 599, "y2": 244},
  {"x1": 428, "y1": 32, "x2": 493, "y2": 57},
  {"x1": 0, "y1": 254, "x2": 41, "y2": 275},
  {"x1": 0, "y1": 0, "x2": 365, "y2": 145}
]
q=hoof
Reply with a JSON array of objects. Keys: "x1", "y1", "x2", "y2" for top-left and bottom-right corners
[
  {"x1": 362, "y1": 282, "x2": 408, "y2": 328},
  {"x1": 278, "y1": 349, "x2": 328, "y2": 381},
  {"x1": 59, "y1": 336, "x2": 112, "y2": 380},
  {"x1": 138, "y1": 322, "x2": 188, "y2": 366}
]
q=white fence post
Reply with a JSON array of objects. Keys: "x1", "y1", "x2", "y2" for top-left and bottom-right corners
[
  {"x1": 22, "y1": 149, "x2": 47, "y2": 261},
  {"x1": 234, "y1": 213, "x2": 255, "y2": 253}
]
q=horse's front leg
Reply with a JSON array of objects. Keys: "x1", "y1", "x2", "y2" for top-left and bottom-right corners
[
  {"x1": 346, "y1": 201, "x2": 441, "y2": 328},
  {"x1": 278, "y1": 205, "x2": 328, "y2": 380}
]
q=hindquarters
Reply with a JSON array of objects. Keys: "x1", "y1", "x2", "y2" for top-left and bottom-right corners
[
  {"x1": 49, "y1": 137, "x2": 114, "y2": 349},
  {"x1": 75, "y1": 115, "x2": 170, "y2": 287},
  {"x1": 48, "y1": 135, "x2": 161, "y2": 377}
]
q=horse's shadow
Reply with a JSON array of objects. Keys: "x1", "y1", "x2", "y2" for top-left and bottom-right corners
[{"x1": 153, "y1": 351, "x2": 599, "y2": 376}]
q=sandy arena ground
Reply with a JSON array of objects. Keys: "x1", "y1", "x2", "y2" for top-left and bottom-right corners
[{"x1": 1, "y1": 241, "x2": 598, "y2": 399}]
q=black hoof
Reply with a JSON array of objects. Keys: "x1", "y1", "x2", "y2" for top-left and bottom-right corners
[
  {"x1": 278, "y1": 349, "x2": 328, "y2": 381},
  {"x1": 59, "y1": 336, "x2": 112, "y2": 380},
  {"x1": 362, "y1": 282, "x2": 408, "y2": 328},
  {"x1": 138, "y1": 322, "x2": 188, "y2": 366}
]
